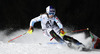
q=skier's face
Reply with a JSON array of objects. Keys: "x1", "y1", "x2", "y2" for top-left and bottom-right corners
[{"x1": 49, "y1": 15, "x2": 54, "y2": 18}]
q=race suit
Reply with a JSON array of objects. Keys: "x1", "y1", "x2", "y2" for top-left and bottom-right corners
[{"x1": 30, "y1": 14, "x2": 63, "y2": 37}]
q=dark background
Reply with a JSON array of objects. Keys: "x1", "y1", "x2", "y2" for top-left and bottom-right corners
[{"x1": 0, "y1": 0, "x2": 100, "y2": 36}]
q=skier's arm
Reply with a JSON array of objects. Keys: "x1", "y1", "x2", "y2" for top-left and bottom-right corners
[
  {"x1": 28, "y1": 15, "x2": 42, "y2": 34},
  {"x1": 30, "y1": 15, "x2": 42, "y2": 27},
  {"x1": 54, "y1": 17, "x2": 66, "y2": 36},
  {"x1": 54, "y1": 17, "x2": 63, "y2": 29}
]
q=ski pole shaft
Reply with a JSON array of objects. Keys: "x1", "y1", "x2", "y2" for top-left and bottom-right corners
[
  {"x1": 50, "y1": 37, "x2": 55, "y2": 41},
  {"x1": 72, "y1": 28, "x2": 89, "y2": 32},
  {"x1": 8, "y1": 32, "x2": 27, "y2": 42}
]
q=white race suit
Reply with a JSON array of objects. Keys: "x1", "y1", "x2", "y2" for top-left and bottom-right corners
[{"x1": 30, "y1": 14, "x2": 63, "y2": 38}]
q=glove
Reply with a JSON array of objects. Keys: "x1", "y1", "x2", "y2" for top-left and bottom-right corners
[
  {"x1": 27, "y1": 26, "x2": 33, "y2": 34},
  {"x1": 60, "y1": 29, "x2": 65, "y2": 34},
  {"x1": 59, "y1": 29, "x2": 66, "y2": 36}
]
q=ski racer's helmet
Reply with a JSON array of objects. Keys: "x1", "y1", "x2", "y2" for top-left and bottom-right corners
[{"x1": 46, "y1": 6, "x2": 56, "y2": 15}]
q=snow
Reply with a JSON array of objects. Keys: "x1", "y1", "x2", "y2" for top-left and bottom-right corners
[{"x1": 0, "y1": 29, "x2": 100, "y2": 54}]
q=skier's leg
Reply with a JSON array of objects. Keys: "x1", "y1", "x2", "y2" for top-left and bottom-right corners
[
  {"x1": 42, "y1": 29, "x2": 50, "y2": 37},
  {"x1": 50, "y1": 30, "x2": 64, "y2": 43},
  {"x1": 63, "y1": 35, "x2": 72, "y2": 42},
  {"x1": 63, "y1": 35, "x2": 85, "y2": 50},
  {"x1": 63, "y1": 35, "x2": 82, "y2": 45}
]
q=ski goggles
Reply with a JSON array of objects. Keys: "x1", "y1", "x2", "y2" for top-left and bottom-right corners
[
  {"x1": 48, "y1": 9, "x2": 55, "y2": 15},
  {"x1": 48, "y1": 12, "x2": 55, "y2": 15}
]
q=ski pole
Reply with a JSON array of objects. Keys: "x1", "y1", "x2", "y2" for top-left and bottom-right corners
[
  {"x1": 50, "y1": 28, "x2": 89, "y2": 41},
  {"x1": 50, "y1": 37, "x2": 55, "y2": 41},
  {"x1": 71, "y1": 28, "x2": 89, "y2": 32},
  {"x1": 8, "y1": 32, "x2": 27, "y2": 42}
]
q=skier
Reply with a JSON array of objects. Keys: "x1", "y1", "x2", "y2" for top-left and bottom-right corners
[
  {"x1": 27, "y1": 5, "x2": 64, "y2": 43},
  {"x1": 27, "y1": 6, "x2": 85, "y2": 49}
]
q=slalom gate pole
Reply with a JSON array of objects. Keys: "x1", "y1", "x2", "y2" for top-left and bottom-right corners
[
  {"x1": 8, "y1": 32, "x2": 27, "y2": 42},
  {"x1": 50, "y1": 28, "x2": 89, "y2": 41}
]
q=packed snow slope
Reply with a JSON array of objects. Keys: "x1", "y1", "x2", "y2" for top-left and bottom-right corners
[{"x1": 0, "y1": 29, "x2": 100, "y2": 54}]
